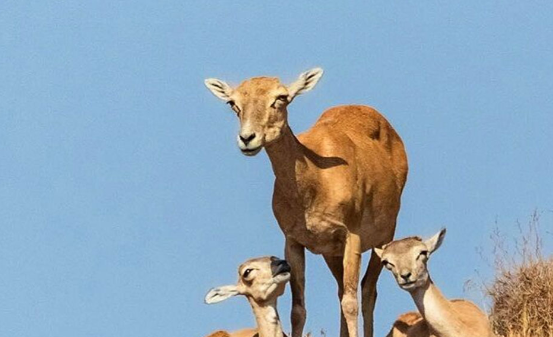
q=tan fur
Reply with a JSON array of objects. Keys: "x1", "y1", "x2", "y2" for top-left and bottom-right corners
[
  {"x1": 205, "y1": 328, "x2": 261, "y2": 337},
  {"x1": 386, "y1": 312, "x2": 431, "y2": 337},
  {"x1": 376, "y1": 231, "x2": 495, "y2": 337},
  {"x1": 204, "y1": 257, "x2": 289, "y2": 337},
  {"x1": 206, "y1": 331, "x2": 234, "y2": 337},
  {"x1": 205, "y1": 69, "x2": 408, "y2": 337}
]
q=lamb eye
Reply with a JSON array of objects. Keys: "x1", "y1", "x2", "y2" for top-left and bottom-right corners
[
  {"x1": 227, "y1": 100, "x2": 240, "y2": 113},
  {"x1": 382, "y1": 260, "x2": 392, "y2": 269},
  {"x1": 242, "y1": 268, "x2": 253, "y2": 278},
  {"x1": 272, "y1": 95, "x2": 288, "y2": 107},
  {"x1": 419, "y1": 250, "x2": 429, "y2": 258}
]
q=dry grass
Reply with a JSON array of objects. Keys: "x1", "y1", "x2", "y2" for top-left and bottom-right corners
[{"x1": 483, "y1": 211, "x2": 553, "y2": 337}]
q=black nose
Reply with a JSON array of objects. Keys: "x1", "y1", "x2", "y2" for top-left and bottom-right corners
[
  {"x1": 271, "y1": 257, "x2": 291, "y2": 276},
  {"x1": 240, "y1": 133, "x2": 256, "y2": 145},
  {"x1": 400, "y1": 272, "x2": 412, "y2": 281}
]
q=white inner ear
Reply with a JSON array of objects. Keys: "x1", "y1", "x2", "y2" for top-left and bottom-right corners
[
  {"x1": 204, "y1": 78, "x2": 233, "y2": 101},
  {"x1": 425, "y1": 228, "x2": 447, "y2": 254},
  {"x1": 204, "y1": 285, "x2": 239, "y2": 304},
  {"x1": 288, "y1": 67, "x2": 324, "y2": 98}
]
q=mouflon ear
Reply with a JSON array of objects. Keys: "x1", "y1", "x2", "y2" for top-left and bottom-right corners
[
  {"x1": 424, "y1": 228, "x2": 447, "y2": 255},
  {"x1": 287, "y1": 68, "x2": 324, "y2": 99},
  {"x1": 205, "y1": 285, "x2": 239, "y2": 304},
  {"x1": 204, "y1": 78, "x2": 234, "y2": 102}
]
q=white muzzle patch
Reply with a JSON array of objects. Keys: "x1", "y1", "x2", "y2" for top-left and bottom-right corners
[{"x1": 237, "y1": 135, "x2": 262, "y2": 156}]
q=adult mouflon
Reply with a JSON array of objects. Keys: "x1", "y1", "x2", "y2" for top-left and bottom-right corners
[{"x1": 205, "y1": 68, "x2": 408, "y2": 337}]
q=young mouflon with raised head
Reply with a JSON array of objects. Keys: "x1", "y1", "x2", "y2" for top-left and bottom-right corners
[
  {"x1": 204, "y1": 256, "x2": 291, "y2": 337},
  {"x1": 375, "y1": 229, "x2": 495, "y2": 337},
  {"x1": 205, "y1": 68, "x2": 408, "y2": 337}
]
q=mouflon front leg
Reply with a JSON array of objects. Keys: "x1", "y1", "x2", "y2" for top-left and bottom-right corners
[
  {"x1": 342, "y1": 232, "x2": 362, "y2": 337},
  {"x1": 285, "y1": 238, "x2": 306, "y2": 337}
]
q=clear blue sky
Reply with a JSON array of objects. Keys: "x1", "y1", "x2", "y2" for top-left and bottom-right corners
[{"x1": 1, "y1": 1, "x2": 552, "y2": 337}]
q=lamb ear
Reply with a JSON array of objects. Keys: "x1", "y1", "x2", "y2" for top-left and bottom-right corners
[
  {"x1": 424, "y1": 228, "x2": 447, "y2": 254},
  {"x1": 288, "y1": 68, "x2": 324, "y2": 99},
  {"x1": 204, "y1": 78, "x2": 233, "y2": 101},
  {"x1": 373, "y1": 247, "x2": 384, "y2": 259},
  {"x1": 205, "y1": 285, "x2": 239, "y2": 304}
]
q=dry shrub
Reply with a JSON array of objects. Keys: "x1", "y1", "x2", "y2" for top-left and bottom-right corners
[{"x1": 485, "y1": 211, "x2": 553, "y2": 337}]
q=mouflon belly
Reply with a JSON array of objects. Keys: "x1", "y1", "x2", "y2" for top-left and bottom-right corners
[{"x1": 279, "y1": 213, "x2": 350, "y2": 256}]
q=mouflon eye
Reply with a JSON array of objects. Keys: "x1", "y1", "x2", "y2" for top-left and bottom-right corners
[{"x1": 418, "y1": 250, "x2": 429, "y2": 259}]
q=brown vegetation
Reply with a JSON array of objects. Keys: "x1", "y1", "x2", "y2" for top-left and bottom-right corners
[{"x1": 484, "y1": 211, "x2": 553, "y2": 337}]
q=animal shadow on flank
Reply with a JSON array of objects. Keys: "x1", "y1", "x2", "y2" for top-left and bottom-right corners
[{"x1": 301, "y1": 145, "x2": 348, "y2": 169}]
